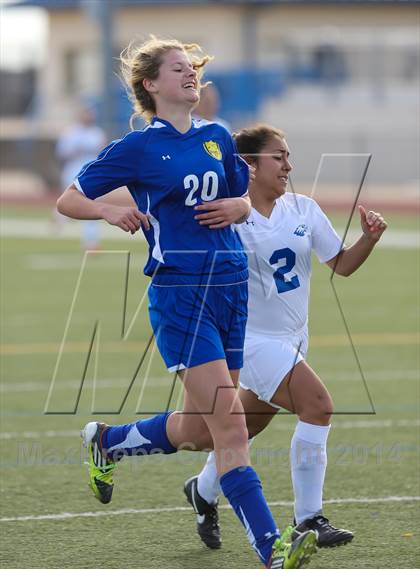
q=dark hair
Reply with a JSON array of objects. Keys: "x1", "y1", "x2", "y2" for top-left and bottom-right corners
[{"x1": 233, "y1": 124, "x2": 286, "y2": 162}]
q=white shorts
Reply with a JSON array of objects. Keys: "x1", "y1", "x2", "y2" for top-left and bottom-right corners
[{"x1": 239, "y1": 329, "x2": 308, "y2": 407}]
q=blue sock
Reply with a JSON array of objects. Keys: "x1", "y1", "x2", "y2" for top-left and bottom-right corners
[
  {"x1": 220, "y1": 466, "x2": 280, "y2": 565},
  {"x1": 102, "y1": 412, "x2": 177, "y2": 459}
]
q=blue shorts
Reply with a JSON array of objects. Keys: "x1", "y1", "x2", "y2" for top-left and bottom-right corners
[{"x1": 148, "y1": 279, "x2": 248, "y2": 372}]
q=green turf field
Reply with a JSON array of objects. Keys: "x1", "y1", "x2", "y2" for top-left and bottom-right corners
[{"x1": 1, "y1": 206, "x2": 419, "y2": 569}]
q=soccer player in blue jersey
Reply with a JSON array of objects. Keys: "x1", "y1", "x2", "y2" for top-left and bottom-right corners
[{"x1": 57, "y1": 37, "x2": 317, "y2": 568}]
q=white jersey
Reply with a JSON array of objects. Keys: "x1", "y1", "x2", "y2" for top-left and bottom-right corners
[
  {"x1": 56, "y1": 124, "x2": 106, "y2": 190},
  {"x1": 236, "y1": 193, "x2": 343, "y2": 337}
]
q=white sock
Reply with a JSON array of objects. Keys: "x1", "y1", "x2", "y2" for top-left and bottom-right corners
[
  {"x1": 290, "y1": 420, "x2": 331, "y2": 525},
  {"x1": 197, "y1": 438, "x2": 256, "y2": 505},
  {"x1": 197, "y1": 451, "x2": 220, "y2": 505}
]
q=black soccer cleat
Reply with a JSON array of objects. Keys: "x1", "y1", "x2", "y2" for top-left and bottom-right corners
[
  {"x1": 183, "y1": 475, "x2": 221, "y2": 550},
  {"x1": 294, "y1": 515, "x2": 354, "y2": 548}
]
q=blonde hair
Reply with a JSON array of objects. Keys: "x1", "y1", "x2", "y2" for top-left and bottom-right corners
[
  {"x1": 233, "y1": 124, "x2": 286, "y2": 163},
  {"x1": 120, "y1": 35, "x2": 213, "y2": 127}
]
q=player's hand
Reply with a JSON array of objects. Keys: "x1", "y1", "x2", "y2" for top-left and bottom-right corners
[
  {"x1": 358, "y1": 205, "x2": 387, "y2": 242},
  {"x1": 99, "y1": 204, "x2": 150, "y2": 234},
  {"x1": 194, "y1": 197, "x2": 251, "y2": 229}
]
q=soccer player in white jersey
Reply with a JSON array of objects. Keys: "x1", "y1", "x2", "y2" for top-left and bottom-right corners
[
  {"x1": 57, "y1": 38, "x2": 318, "y2": 569},
  {"x1": 184, "y1": 123, "x2": 388, "y2": 550}
]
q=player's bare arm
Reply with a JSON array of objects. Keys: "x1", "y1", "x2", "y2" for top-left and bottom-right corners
[
  {"x1": 57, "y1": 183, "x2": 150, "y2": 233},
  {"x1": 326, "y1": 204, "x2": 388, "y2": 276},
  {"x1": 96, "y1": 187, "x2": 137, "y2": 208},
  {"x1": 194, "y1": 194, "x2": 251, "y2": 229}
]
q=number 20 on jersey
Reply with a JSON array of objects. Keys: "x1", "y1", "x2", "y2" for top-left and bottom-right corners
[{"x1": 184, "y1": 171, "x2": 219, "y2": 206}]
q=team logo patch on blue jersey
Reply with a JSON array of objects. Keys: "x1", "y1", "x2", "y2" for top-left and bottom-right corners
[
  {"x1": 294, "y1": 224, "x2": 309, "y2": 236},
  {"x1": 203, "y1": 140, "x2": 222, "y2": 160}
]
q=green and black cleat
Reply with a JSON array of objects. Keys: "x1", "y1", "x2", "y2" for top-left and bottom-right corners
[
  {"x1": 268, "y1": 526, "x2": 317, "y2": 569},
  {"x1": 81, "y1": 422, "x2": 116, "y2": 504}
]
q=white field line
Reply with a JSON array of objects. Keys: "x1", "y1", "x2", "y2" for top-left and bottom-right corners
[
  {"x1": 1, "y1": 419, "x2": 419, "y2": 441},
  {"x1": 0, "y1": 376, "x2": 172, "y2": 393},
  {"x1": 1, "y1": 496, "x2": 419, "y2": 523},
  {"x1": 2, "y1": 369, "x2": 419, "y2": 393},
  {"x1": 26, "y1": 253, "x2": 148, "y2": 271},
  {"x1": 0, "y1": 429, "x2": 80, "y2": 440},
  {"x1": 17, "y1": 227, "x2": 419, "y2": 270},
  {"x1": 1, "y1": 218, "x2": 419, "y2": 249},
  {"x1": 0, "y1": 218, "x2": 130, "y2": 241}
]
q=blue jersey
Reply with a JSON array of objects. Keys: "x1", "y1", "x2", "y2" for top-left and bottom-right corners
[{"x1": 75, "y1": 117, "x2": 249, "y2": 284}]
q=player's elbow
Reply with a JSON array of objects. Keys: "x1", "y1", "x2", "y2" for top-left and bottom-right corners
[
  {"x1": 335, "y1": 264, "x2": 357, "y2": 277},
  {"x1": 56, "y1": 195, "x2": 64, "y2": 215},
  {"x1": 57, "y1": 184, "x2": 78, "y2": 216},
  {"x1": 328, "y1": 258, "x2": 353, "y2": 277},
  {"x1": 334, "y1": 267, "x2": 352, "y2": 277},
  {"x1": 56, "y1": 193, "x2": 68, "y2": 215}
]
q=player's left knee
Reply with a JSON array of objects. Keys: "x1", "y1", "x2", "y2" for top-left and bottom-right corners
[
  {"x1": 314, "y1": 392, "x2": 333, "y2": 425},
  {"x1": 301, "y1": 392, "x2": 333, "y2": 425}
]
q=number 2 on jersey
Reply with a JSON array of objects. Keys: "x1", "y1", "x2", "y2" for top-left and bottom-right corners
[
  {"x1": 184, "y1": 171, "x2": 219, "y2": 206},
  {"x1": 270, "y1": 247, "x2": 301, "y2": 293}
]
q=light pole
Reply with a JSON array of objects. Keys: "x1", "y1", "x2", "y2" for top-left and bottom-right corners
[{"x1": 81, "y1": 0, "x2": 116, "y2": 139}]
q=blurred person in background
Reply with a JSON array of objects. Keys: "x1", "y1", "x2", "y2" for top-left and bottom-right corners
[
  {"x1": 193, "y1": 82, "x2": 231, "y2": 130},
  {"x1": 55, "y1": 104, "x2": 106, "y2": 250}
]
